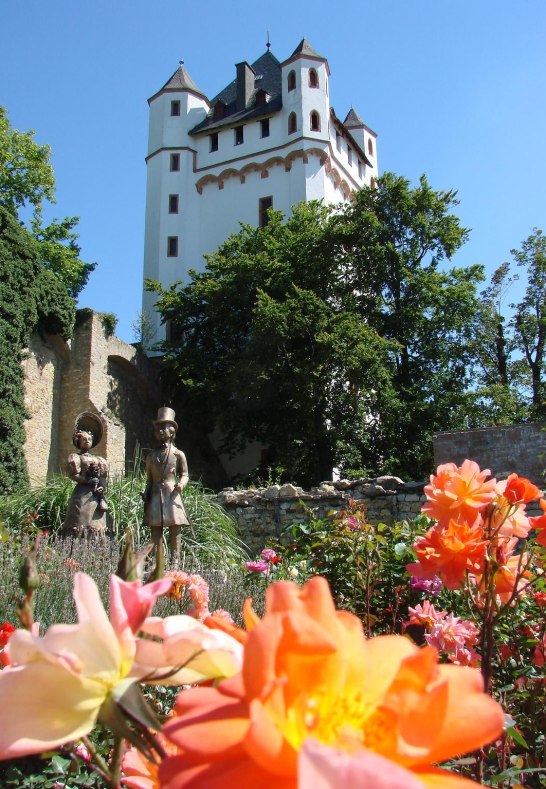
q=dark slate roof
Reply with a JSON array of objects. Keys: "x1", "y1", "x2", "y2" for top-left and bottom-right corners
[
  {"x1": 160, "y1": 63, "x2": 207, "y2": 99},
  {"x1": 189, "y1": 50, "x2": 283, "y2": 135},
  {"x1": 344, "y1": 106, "x2": 366, "y2": 128},
  {"x1": 290, "y1": 37, "x2": 326, "y2": 60}
]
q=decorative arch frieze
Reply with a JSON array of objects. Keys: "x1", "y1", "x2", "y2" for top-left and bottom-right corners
[{"x1": 194, "y1": 148, "x2": 356, "y2": 196}]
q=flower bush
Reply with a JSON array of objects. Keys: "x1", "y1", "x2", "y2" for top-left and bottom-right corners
[{"x1": 0, "y1": 459, "x2": 545, "y2": 787}]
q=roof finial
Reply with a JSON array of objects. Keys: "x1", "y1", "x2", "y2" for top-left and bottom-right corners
[
  {"x1": 179, "y1": 59, "x2": 184, "y2": 67},
  {"x1": 266, "y1": 31, "x2": 271, "y2": 51}
]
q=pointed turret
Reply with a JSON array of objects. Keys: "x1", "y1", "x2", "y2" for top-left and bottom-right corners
[
  {"x1": 290, "y1": 37, "x2": 326, "y2": 60},
  {"x1": 344, "y1": 106, "x2": 366, "y2": 129},
  {"x1": 149, "y1": 62, "x2": 208, "y2": 104}
]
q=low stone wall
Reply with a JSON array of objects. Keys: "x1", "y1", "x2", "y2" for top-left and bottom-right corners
[{"x1": 216, "y1": 476, "x2": 426, "y2": 553}]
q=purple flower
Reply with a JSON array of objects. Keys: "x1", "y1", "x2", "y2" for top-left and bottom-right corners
[
  {"x1": 410, "y1": 575, "x2": 442, "y2": 596},
  {"x1": 245, "y1": 560, "x2": 269, "y2": 574},
  {"x1": 260, "y1": 548, "x2": 278, "y2": 561}
]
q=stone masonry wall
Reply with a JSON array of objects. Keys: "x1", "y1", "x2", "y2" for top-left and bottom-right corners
[
  {"x1": 22, "y1": 311, "x2": 161, "y2": 484},
  {"x1": 216, "y1": 476, "x2": 426, "y2": 553},
  {"x1": 434, "y1": 423, "x2": 546, "y2": 486}
]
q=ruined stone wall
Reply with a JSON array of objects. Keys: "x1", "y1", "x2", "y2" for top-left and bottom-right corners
[
  {"x1": 216, "y1": 477, "x2": 426, "y2": 553},
  {"x1": 22, "y1": 311, "x2": 161, "y2": 484},
  {"x1": 433, "y1": 423, "x2": 546, "y2": 486},
  {"x1": 22, "y1": 334, "x2": 70, "y2": 482}
]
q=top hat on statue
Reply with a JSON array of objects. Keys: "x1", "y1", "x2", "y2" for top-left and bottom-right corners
[
  {"x1": 153, "y1": 407, "x2": 178, "y2": 431},
  {"x1": 73, "y1": 411, "x2": 104, "y2": 448}
]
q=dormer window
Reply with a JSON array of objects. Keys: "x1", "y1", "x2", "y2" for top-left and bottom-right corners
[
  {"x1": 287, "y1": 70, "x2": 296, "y2": 92},
  {"x1": 256, "y1": 89, "x2": 269, "y2": 107},
  {"x1": 214, "y1": 101, "x2": 226, "y2": 120},
  {"x1": 310, "y1": 111, "x2": 320, "y2": 132},
  {"x1": 309, "y1": 68, "x2": 319, "y2": 88}
]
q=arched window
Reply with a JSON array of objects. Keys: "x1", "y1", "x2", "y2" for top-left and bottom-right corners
[
  {"x1": 287, "y1": 70, "x2": 296, "y2": 92},
  {"x1": 308, "y1": 68, "x2": 319, "y2": 88},
  {"x1": 368, "y1": 138, "x2": 374, "y2": 156},
  {"x1": 310, "y1": 111, "x2": 320, "y2": 132},
  {"x1": 288, "y1": 112, "x2": 297, "y2": 134}
]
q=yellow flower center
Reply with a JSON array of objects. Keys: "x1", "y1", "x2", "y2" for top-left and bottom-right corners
[{"x1": 281, "y1": 688, "x2": 397, "y2": 756}]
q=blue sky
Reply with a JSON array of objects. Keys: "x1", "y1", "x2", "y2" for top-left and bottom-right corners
[{"x1": 2, "y1": 0, "x2": 545, "y2": 342}]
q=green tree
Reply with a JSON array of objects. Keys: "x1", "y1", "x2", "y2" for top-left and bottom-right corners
[
  {"x1": 332, "y1": 173, "x2": 481, "y2": 474},
  {"x1": 151, "y1": 174, "x2": 482, "y2": 483},
  {"x1": 510, "y1": 228, "x2": 546, "y2": 417},
  {"x1": 0, "y1": 105, "x2": 94, "y2": 297},
  {"x1": 150, "y1": 202, "x2": 398, "y2": 484},
  {"x1": 0, "y1": 207, "x2": 74, "y2": 493}
]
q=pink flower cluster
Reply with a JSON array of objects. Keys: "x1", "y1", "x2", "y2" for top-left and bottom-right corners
[
  {"x1": 165, "y1": 571, "x2": 210, "y2": 621},
  {"x1": 245, "y1": 548, "x2": 280, "y2": 575},
  {"x1": 406, "y1": 601, "x2": 480, "y2": 666}
]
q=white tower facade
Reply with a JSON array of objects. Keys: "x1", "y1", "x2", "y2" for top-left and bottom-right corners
[{"x1": 142, "y1": 39, "x2": 378, "y2": 344}]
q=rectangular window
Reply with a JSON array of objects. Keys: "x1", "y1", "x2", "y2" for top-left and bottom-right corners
[
  {"x1": 171, "y1": 100, "x2": 181, "y2": 116},
  {"x1": 209, "y1": 132, "x2": 219, "y2": 152},
  {"x1": 167, "y1": 236, "x2": 178, "y2": 257},
  {"x1": 260, "y1": 118, "x2": 270, "y2": 138},
  {"x1": 348, "y1": 147, "x2": 353, "y2": 166},
  {"x1": 168, "y1": 194, "x2": 179, "y2": 214},
  {"x1": 336, "y1": 131, "x2": 341, "y2": 153},
  {"x1": 358, "y1": 160, "x2": 363, "y2": 179},
  {"x1": 234, "y1": 125, "x2": 244, "y2": 145},
  {"x1": 170, "y1": 153, "x2": 180, "y2": 171},
  {"x1": 259, "y1": 196, "x2": 273, "y2": 228}
]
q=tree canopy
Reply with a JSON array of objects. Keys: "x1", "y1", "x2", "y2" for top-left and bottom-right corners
[
  {"x1": 0, "y1": 105, "x2": 94, "y2": 297},
  {"x1": 150, "y1": 173, "x2": 484, "y2": 484}
]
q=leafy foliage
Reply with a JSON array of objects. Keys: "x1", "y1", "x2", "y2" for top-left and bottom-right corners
[
  {"x1": 151, "y1": 173, "x2": 480, "y2": 481},
  {"x1": 0, "y1": 105, "x2": 94, "y2": 298}
]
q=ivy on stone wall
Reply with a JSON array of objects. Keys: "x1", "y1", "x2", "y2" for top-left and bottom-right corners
[{"x1": 0, "y1": 207, "x2": 75, "y2": 493}]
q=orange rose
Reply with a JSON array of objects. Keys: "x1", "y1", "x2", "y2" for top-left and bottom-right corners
[
  {"x1": 407, "y1": 519, "x2": 487, "y2": 590},
  {"x1": 422, "y1": 460, "x2": 497, "y2": 526},
  {"x1": 159, "y1": 577, "x2": 503, "y2": 788}
]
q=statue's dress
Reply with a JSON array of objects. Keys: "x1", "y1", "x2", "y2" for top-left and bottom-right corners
[
  {"x1": 62, "y1": 451, "x2": 108, "y2": 538},
  {"x1": 144, "y1": 444, "x2": 189, "y2": 528}
]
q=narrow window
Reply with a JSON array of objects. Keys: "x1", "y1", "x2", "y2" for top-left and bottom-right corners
[
  {"x1": 209, "y1": 132, "x2": 219, "y2": 152},
  {"x1": 287, "y1": 70, "x2": 296, "y2": 91},
  {"x1": 288, "y1": 112, "x2": 297, "y2": 134},
  {"x1": 259, "y1": 196, "x2": 273, "y2": 227},
  {"x1": 368, "y1": 138, "x2": 374, "y2": 156},
  {"x1": 171, "y1": 100, "x2": 181, "y2": 116},
  {"x1": 260, "y1": 118, "x2": 270, "y2": 138},
  {"x1": 234, "y1": 126, "x2": 244, "y2": 145},
  {"x1": 167, "y1": 236, "x2": 178, "y2": 257},
  {"x1": 336, "y1": 131, "x2": 341, "y2": 153},
  {"x1": 308, "y1": 68, "x2": 319, "y2": 88},
  {"x1": 310, "y1": 111, "x2": 320, "y2": 132},
  {"x1": 214, "y1": 101, "x2": 225, "y2": 119},
  {"x1": 348, "y1": 147, "x2": 353, "y2": 166},
  {"x1": 168, "y1": 194, "x2": 179, "y2": 214},
  {"x1": 170, "y1": 153, "x2": 180, "y2": 171},
  {"x1": 358, "y1": 160, "x2": 363, "y2": 179}
]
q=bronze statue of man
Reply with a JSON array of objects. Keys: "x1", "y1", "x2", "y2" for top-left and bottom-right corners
[{"x1": 143, "y1": 407, "x2": 189, "y2": 567}]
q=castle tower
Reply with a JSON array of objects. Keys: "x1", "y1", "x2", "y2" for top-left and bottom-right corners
[{"x1": 142, "y1": 40, "x2": 379, "y2": 346}]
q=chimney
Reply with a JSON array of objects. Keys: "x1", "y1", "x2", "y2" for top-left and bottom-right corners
[{"x1": 236, "y1": 61, "x2": 255, "y2": 111}]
